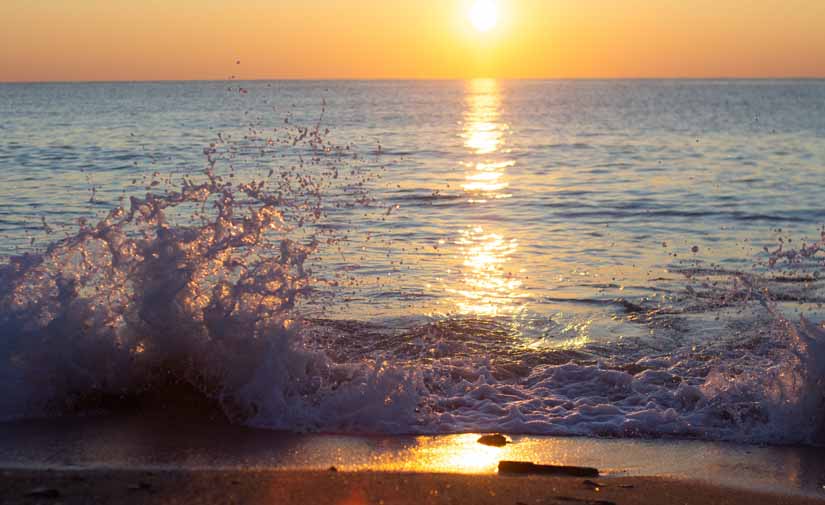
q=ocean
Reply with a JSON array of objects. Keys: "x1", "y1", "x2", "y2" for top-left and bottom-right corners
[{"x1": 1, "y1": 79, "x2": 824, "y2": 445}]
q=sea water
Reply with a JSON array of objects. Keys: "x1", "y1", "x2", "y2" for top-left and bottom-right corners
[{"x1": 1, "y1": 79, "x2": 824, "y2": 444}]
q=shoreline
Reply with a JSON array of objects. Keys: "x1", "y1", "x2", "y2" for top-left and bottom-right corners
[
  {"x1": 1, "y1": 415, "x2": 824, "y2": 500},
  {"x1": 2, "y1": 469, "x2": 824, "y2": 505}
]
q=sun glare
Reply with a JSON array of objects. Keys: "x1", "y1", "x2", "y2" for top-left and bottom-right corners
[{"x1": 470, "y1": 0, "x2": 498, "y2": 32}]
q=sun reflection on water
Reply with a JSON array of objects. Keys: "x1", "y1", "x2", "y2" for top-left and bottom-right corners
[
  {"x1": 462, "y1": 160, "x2": 515, "y2": 195},
  {"x1": 443, "y1": 79, "x2": 525, "y2": 317},
  {"x1": 461, "y1": 79, "x2": 512, "y2": 200},
  {"x1": 399, "y1": 434, "x2": 505, "y2": 472},
  {"x1": 447, "y1": 226, "x2": 524, "y2": 317},
  {"x1": 365, "y1": 434, "x2": 566, "y2": 474},
  {"x1": 463, "y1": 86, "x2": 502, "y2": 156}
]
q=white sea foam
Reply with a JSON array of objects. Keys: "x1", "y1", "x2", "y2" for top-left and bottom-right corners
[{"x1": 2, "y1": 206, "x2": 824, "y2": 444}]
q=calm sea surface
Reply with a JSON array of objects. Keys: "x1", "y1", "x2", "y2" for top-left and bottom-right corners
[{"x1": 1, "y1": 80, "x2": 824, "y2": 442}]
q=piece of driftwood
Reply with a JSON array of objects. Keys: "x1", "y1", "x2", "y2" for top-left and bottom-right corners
[{"x1": 498, "y1": 460, "x2": 599, "y2": 477}]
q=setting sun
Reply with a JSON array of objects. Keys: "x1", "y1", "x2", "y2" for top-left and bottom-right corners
[{"x1": 469, "y1": 0, "x2": 498, "y2": 32}]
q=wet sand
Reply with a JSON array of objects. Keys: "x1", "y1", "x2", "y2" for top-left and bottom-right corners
[
  {"x1": 2, "y1": 469, "x2": 825, "y2": 505},
  {"x1": 1, "y1": 414, "x2": 824, "y2": 503},
  {"x1": 3, "y1": 415, "x2": 825, "y2": 496}
]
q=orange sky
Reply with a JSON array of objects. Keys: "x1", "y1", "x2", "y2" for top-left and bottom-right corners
[{"x1": 1, "y1": 0, "x2": 824, "y2": 81}]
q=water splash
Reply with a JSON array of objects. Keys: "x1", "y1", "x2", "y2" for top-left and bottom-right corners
[{"x1": 0, "y1": 108, "x2": 415, "y2": 430}]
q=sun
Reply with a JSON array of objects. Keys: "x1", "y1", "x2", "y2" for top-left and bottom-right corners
[{"x1": 469, "y1": 0, "x2": 498, "y2": 32}]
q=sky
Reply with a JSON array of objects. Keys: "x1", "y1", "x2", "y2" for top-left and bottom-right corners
[{"x1": 1, "y1": 0, "x2": 824, "y2": 82}]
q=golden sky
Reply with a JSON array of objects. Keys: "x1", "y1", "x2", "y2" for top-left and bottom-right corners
[{"x1": 2, "y1": 0, "x2": 824, "y2": 81}]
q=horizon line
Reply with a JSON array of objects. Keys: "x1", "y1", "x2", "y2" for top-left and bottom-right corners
[{"x1": 3, "y1": 76, "x2": 825, "y2": 85}]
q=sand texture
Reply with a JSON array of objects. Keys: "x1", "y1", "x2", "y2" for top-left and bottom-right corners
[{"x1": 2, "y1": 469, "x2": 824, "y2": 505}]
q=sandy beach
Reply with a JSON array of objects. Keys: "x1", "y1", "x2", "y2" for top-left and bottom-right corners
[{"x1": 3, "y1": 469, "x2": 825, "y2": 505}]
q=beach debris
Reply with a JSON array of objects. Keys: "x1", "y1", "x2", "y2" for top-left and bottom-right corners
[
  {"x1": 477, "y1": 434, "x2": 509, "y2": 447},
  {"x1": 25, "y1": 487, "x2": 61, "y2": 499},
  {"x1": 553, "y1": 497, "x2": 616, "y2": 505},
  {"x1": 498, "y1": 461, "x2": 599, "y2": 478}
]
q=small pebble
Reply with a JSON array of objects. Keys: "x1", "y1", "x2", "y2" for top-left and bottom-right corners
[{"x1": 477, "y1": 434, "x2": 508, "y2": 447}]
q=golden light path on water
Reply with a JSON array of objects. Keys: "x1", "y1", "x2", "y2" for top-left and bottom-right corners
[
  {"x1": 461, "y1": 78, "x2": 512, "y2": 199},
  {"x1": 443, "y1": 79, "x2": 526, "y2": 318}
]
